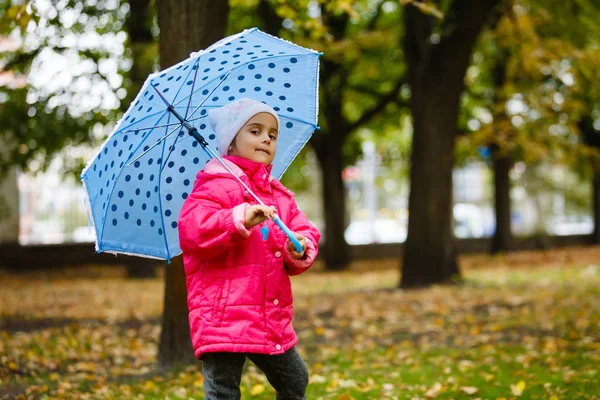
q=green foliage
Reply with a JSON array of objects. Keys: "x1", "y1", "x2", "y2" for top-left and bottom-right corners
[
  {"x1": 457, "y1": 0, "x2": 600, "y2": 175},
  {"x1": 0, "y1": 0, "x2": 154, "y2": 178},
  {"x1": 229, "y1": 0, "x2": 410, "y2": 166}
]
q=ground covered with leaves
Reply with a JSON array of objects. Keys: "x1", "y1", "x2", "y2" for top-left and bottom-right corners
[{"x1": 1, "y1": 247, "x2": 599, "y2": 399}]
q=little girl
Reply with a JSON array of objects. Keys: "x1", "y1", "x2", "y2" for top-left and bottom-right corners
[{"x1": 178, "y1": 97, "x2": 321, "y2": 400}]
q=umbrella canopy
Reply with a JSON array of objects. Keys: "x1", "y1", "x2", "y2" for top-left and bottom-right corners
[{"x1": 81, "y1": 28, "x2": 320, "y2": 261}]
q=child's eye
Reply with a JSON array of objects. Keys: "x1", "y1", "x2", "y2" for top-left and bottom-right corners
[
  {"x1": 269, "y1": 134, "x2": 277, "y2": 140},
  {"x1": 251, "y1": 130, "x2": 259, "y2": 134}
]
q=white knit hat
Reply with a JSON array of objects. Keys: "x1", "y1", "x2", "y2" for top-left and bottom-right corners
[{"x1": 207, "y1": 98, "x2": 280, "y2": 156}]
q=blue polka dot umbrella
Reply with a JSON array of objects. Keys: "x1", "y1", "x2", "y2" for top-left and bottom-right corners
[{"x1": 81, "y1": 28, "x2": 321, "y2": 261}]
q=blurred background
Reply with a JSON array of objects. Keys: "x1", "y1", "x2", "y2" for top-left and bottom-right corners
[
  {"x1": 2, "y1": 1, "x2": 600, "y2": 399},
  {"x1": 1, "y1": 0, "x2": 598, "y2": 251}
]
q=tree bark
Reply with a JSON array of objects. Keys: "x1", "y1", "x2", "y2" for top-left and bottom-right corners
[
  {"x1": 0, "y1": 167, "x2": 19, "y2": 245},
  {"x1": 492, "y1": 156, "x2": 512, "y2": 253},
  {"x1": 124, "y1": 0, "x2": 158, "y2": 279},
  {"x1": 156, "y1": 0, "x2": 229, "y2": 369},
  {"x1": 157, "y1": 256, "x2": 195, "y2": 368},
  {"x1": 488, "y1": 36, "x2": 513, "y2": 254},
  {"x1": 593, "y1": 170, "x2": 600, "y2": 245},
  {"x1": 401, "y1": 0, "x2": 501, "y2": 288},
  {"x1": 313, "y1": 130, "x2": 351, "y2": 270},
  {"x1": 578, "y1": 116, "x2": 600, "y2": 245},
  {"x1": 123, "y1": 0, "x2": 155, "y2": 109},
  {"x1": 401, "y1": 77, "x2": 460, "y2": 287}
]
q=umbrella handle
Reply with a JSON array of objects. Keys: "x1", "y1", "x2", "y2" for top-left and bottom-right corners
[{"x1": 272, "y1": 215, "x2": 303, "y2": 253}]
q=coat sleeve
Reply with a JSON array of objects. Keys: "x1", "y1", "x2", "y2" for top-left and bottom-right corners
[
  {"x1": 282, "y1": 199, "x2": 321, "y2": 276},
  {"x1": 178, "y1": 180, "x2": 254, "y2": 260}
]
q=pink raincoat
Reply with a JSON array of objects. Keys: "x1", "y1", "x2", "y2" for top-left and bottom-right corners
[{"x1": 178, "y1": 155, "x2": 321, "y2": 359}]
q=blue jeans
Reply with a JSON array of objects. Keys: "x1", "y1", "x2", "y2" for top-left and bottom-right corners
[{"x1": 201, "y1": 347, "x2": 308, "y2": 400}]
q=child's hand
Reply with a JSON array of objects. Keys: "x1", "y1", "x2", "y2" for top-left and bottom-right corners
[
  {"x1": 287, "y1": 232, "x2": 307, "y2": 259},
  {"x1": 244, "y1": 205, "x2": 276, "y2": 228}
]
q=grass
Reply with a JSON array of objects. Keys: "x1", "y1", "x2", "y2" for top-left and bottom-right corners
[{"x1": 1, "y1": 246, "x2": 599, "y2": 399}]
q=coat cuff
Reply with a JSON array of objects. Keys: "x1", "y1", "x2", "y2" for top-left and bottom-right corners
[
  {"x1": 283, "y1": 238, "x2": 316, "y2": 275},
  {"x1": 232, "y1": 203, "x2": 253, "y2": 238}
]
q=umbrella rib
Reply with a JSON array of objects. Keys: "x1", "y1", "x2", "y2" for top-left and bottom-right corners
[
  {"x1": 185, "y1": 69, "x2": 233, "y2": 121},
  {"x1": 97, "y1": 111, "x2": 170, "y2": 247},
  {"x1": 111, "y1": 109, "x2": 167, "y2": 137},
  {"x1": 125, "y1": 122, "x2": 184, "y2": 167},
  {"x1": 172, "y1": 52, "x2": 318, "y2": 109},
  {"x1": 156, "y1": 114, "x2": 174, "y2": 261},
  {"x1": 159, "y1": 125, "x2": 187, "y2": 175},
  {"x1": 146, "y1": 85, "x2": 194, "y2": 177},
  {"x1": 118, "y1": 121, "x2": 184, "y2": 134},
  {"x1": 274, "y1": 113, "x2": 318, "y2": 128},
  {"x1": 184, "y1": 58, "x2": 202, "y2": 120},
  {"x1": 169, "y1": 57, "x2": 202, "y2": 114}
]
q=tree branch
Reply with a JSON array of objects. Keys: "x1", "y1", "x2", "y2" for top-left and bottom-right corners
[
  {"x1": 367, "y1": 0, "x2": 386, "y2": 31},
  {"x1": 435, "y1": 0, "x2": 503, "y2": 80},
  {"x1": 347, "y1": 76, "x2": 408, "y2": 133},
  {"x1": 257, "y1": 0, "x2": 284, "y2": 36},
  {"x1": 403, "y1": 2, "x2": 435, "y2": 71}
]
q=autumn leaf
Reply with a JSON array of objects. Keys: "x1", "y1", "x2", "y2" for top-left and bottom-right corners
[
  {"x1": 425, "y1": 382, "x2": 444, "y2": 397},
  {"x1": 250, "y1": 383, "x2": 265, "y2": 396},
  {"x1": 310, "y1": 374, "x2": 327, "y2": 384},
  {"x1": 460, "y1": 386, "x2": 479, "y2": 395},
  {"x1": 511, "y1": 380, "x2": 527, "y2": 396},
  {"x1": 399, "y1": 0, "x2": 444, "y2": 19},
  {"x1": 1, "y1": 248, "x2": 599, "y2": 399}
]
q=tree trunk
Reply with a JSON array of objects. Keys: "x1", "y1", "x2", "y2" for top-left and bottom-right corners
[
  {"x1": 488, "y1": 41, "x2": 512, "y2": 254},
  {"x1": 401, "y1": 79, "x2": 460, "y2": 287},
  {"x1": 125, "y1": 0, "x2": 158, "y2": 279},
  {"x1": 156, "y1": 0, "x2": 229, "y2": 369},
  {"x1": 314, "y1": 132, "x2": 350, "y2": 270},
  {"x1": 157, "y1": 256, "x2": 195, "y2": 368},
  {"x1": 579, "y1": 116, "x2": 600, "y2": 245},
  {"x1": 123, "y1": 0, "x2": 155, "y2": 109},
  {"x1": 401, "y1": 0, "x2": 501, "y2": 288},
  {"x1": 125, "y1": 261, "x2": 158, "y2": 278},
  {"x1": 492, "y1": 156, "x2": 511, "y2": 253},
  {"x1": 0, "y1": 167, "x2": 19, "y2": 245},
  {"x1": 593, "y1": 170, "x2": 600, "y2": 245}
]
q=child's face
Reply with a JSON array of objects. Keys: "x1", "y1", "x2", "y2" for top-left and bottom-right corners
[{"x1": 229, "y1": 112, "x2": 278, "y2": 165}]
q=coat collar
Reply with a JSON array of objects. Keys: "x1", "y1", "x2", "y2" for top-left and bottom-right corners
[{"x1": 202, "y1": 156, "x2": 276, "y2": 194}]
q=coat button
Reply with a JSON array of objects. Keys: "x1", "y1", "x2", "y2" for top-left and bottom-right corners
[
  {"x1": 275, "y1": 344, "x2": 281, "y2": 350},
  {"x1": 273, "y1": 299, "x2": 279, "y2": 305},
  {"x1": 275, "y1": 251, "x2": 281, "y2": 258}
]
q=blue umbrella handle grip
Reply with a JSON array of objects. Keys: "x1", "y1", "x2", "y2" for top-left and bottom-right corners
[{"x1": 272, "y1": 215, "x2": 303, "y2": 253}]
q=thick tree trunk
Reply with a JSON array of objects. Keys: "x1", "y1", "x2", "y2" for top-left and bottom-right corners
[
  {"x1": 401, "y1": 0, "x2": 501, "y2": 288},
  {"x1": 579, "y1": 116, "x2": 600, "y2": 245},
  {"x1": 156, "y1": 0, "x2": 229, "y2": 369},
  {"x1": 492, "y1": 156, "x2": 512, "y2": 253},
  {"x1": 123, "y1": 0, "x2": 155, "y2": 109},
  {"x1": 157, "y1": 256, "x2": 195, "y2": 368},
  {"x1": 314, "y1": 133, "x2": 350, "y2": 270},
  {"x1": 0, "y1": 167, "x2": 19, "y2": 245},
  {"x1": 401, "y1": 81, "x2": 460, "y2": 287},
  {"x1": 593, "y1": 171, "x2": 600, "y2": 245},
  {"x1": 488, "y1": 43, "x2": 512, "y2": 254},
  {"x1": 125, "y1": 0, "x2": 158, "y2": 279}
]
